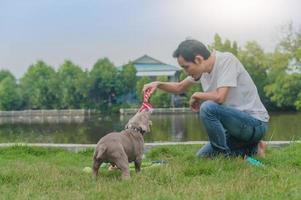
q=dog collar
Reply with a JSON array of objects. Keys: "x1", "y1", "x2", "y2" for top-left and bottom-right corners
[{"x1": 126, "y1": 127, "x2": 145, "y2": 135}]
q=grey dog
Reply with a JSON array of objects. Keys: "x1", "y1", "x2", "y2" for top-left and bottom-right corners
[{"x1": 92, "y1": 111, "x2": 152, "y2": 180}]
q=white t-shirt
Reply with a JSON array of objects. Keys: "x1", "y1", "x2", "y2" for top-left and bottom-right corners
[{"x1": 186, "y1": 51, "x2": 270, "y2": 122}]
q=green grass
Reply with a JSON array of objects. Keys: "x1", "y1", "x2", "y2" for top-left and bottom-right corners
[{"x1": 0, "y1": 144, "x2": 301, "y2": 200}]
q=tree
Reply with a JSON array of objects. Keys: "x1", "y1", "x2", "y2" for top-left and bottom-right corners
[
  {"x1": 223, "y1": 39, "x2": 232, "y2": 52},
  {"x1": 19, "y1": 61, "x2": 58, "y2": 109},
  {"x1": 277, "y1": 22, "x2": 301, "y2": 63},
  {"x1": 209, "y1": 33, "x2": 239, "y2": 55},
  {"x1": 232, "y1": 41, "x2": 238, "y2": 56},
  {"x1": 295, "y1": 93, "x2": 301, "y2": 110},
  {"x1": 0, "y1": 70, "x2": 15, "y2": 82},
  {"x1": 136, "y1": 77, "x2": 151, "y2": 102},
  {"x1": 149, "y1": 76, "x2": 171, "y2": 108},
  {"x1": 238, "y1": 41, "x2": 270, "y2": 106},
  {"x1": 210, "y1": 33, "x2": 224, "y2": 51},
  {"x1": 263, "y1": 23, "x2": 301, "y2": 110},
  {"x1": 57, "y1": 60, "x2": 88, "y2": 109},
  {"x1": 119, "y1": 62, "x2": 137, "y2": 94},
  {"x1": 89, "y1": 58, "x2": 118, "y2": 111},
  {"x1": 264, "y1": 73, "x2": 301, "y2": 110},
  {"x1": 0, "y1": 76, "x2": 21, "y2": 110},
  {"x1": 117, "y1": 62, "x2": 137, "y2": 104}
]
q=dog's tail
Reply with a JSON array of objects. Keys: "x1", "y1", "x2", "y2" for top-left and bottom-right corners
[{"x1": 93, "y1": 146, "x2": 107, "y2": 160}]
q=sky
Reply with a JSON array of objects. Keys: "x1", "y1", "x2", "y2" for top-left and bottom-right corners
[{"x1": 1, "y1": 0, "x2": 301, "y2": 78}]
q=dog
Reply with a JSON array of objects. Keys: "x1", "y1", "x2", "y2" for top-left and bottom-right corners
[{"x1": 92, "y1": 110, "x2": 152, "y2": 180}]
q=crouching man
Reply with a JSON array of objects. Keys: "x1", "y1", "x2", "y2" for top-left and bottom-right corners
[{"x1": 143, "y1": 39, "x2": 269, "y2": 158}]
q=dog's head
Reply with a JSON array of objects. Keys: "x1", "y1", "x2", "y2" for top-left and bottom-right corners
[{"x1": 125, "y1": 111, "x2": 152, "y2": 134}]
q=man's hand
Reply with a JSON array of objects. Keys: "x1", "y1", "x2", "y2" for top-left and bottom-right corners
[
  {"x1": 189, "y1": 92, "x2": 201, "y2": 112},
  {"x1": 143, "y1": 81, "x2": 159, "y2": 95}
]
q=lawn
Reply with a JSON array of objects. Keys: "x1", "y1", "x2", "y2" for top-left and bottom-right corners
[{"x1": 0, "y1": 144, "x2": 300, "y2": 200}]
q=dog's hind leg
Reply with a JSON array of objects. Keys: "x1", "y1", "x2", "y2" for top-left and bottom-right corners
[
  {"x1": 92, "y1": 158, "x2": 103, "y2": 180},
  {"x1": 92, "y1": 147, "x2": 106, "y2": 180}
]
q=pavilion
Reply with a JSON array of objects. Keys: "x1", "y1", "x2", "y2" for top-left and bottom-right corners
[{"x1": 132, "y1": 54, "x2": 181, "y2": 82}]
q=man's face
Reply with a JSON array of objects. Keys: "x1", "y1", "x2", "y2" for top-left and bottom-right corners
[{"x1": 177, "y1": 55, "x2": 204, "y2": 81}]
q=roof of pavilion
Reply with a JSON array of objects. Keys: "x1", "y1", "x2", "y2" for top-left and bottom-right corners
[{"x1": 119, "y1": 55, "x2": 181, "y2": 76}]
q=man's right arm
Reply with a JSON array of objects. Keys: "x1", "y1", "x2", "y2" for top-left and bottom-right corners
[{"x1": 143, "y1": 78, "x2": 194, "y2": 95}]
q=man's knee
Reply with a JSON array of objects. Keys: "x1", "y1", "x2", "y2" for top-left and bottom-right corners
[{"x1": 200, "y1": 100, "x2": 219, "y2": 117}]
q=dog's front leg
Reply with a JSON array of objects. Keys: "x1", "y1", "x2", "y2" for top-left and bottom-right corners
[
  {"x1": 115, "y1": 157, "x2": 130, "y2": 180},
  {"x1": 119, "y1": 164, "x2": 130, "y2": 180},
  {"x1": 121, "y1": 167, "x2": 130, "y2": 180},
  {"x1": 134, "y1": 158, "x2": 142, "y2": 173}
]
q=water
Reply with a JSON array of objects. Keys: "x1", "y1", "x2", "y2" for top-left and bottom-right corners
[{"x1": 0, "y1": 112, "x2": 300, "y2": 144}]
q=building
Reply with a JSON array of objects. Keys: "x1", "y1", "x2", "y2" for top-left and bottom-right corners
[{"x1": 132, "y1": 54, "x2": 181, "y2": 81}]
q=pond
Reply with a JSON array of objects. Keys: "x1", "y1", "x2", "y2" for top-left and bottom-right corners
[{"x1": 0, "y1": 112, "x2": 300, "y2": 144}]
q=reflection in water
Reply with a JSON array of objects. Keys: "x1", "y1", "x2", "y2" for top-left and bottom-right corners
[
  {"x1": 0, "y1": 112, "x2": 300, "y2": 143},
  {"x1": 171, "y1": 114, "x2": 186, "y2": 141}
]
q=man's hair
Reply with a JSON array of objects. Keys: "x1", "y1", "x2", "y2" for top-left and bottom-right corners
[{"x1": 173, "y1": 39, "x2": 211, "y2": 62}]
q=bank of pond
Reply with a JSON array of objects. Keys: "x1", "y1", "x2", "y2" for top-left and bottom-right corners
[{"x1": 0, "y1": 112, "x2": 300, "y2": 144}]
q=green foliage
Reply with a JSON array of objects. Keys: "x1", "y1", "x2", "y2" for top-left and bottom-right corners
[
  {"x1": 0, "y1": 70, "x2": 15, "y2": 82},
  {"x1": 0, "y1": 76, "x2": 21, "y2": 110},
  {"x1": 120, "y1": 62, "x2": 137, "y2": 94},
  {"x1": 212, "y1": 33, "x2": 223, "y2": 49},
  {"x1": 209, "y1": 33, "x2": 239, "y2": 55},
  {"x1": 118, "y1": 63, "x2": 138, "y2": 105},
  {"x1": 238, "y1": 41, "x2": 270, "y2": 105},
  {"x1": 295, "y1": 92, "x2": 301, "y2": 110},
  {"x1": 88, "y1": 58, "x2": 119, "y2": 111},
  {"x1": 0, "y1": 70, "x2": 20, "y2": 111},
  {"x1": 57, "y1": 60, "x2": 88, "y2": 109},
  {"x1": 0, "y1": 59, "x2": 138, "y2": 112},
  {"x1": 19, "y1": 61, "x2": 58, "y2": 109},
  {"x1": 277, "y1": 23, "x2": 301, "y2": 63},
  {"x1": 136, "y1": 77, "x2": 151, "y2": 101},
  {"x1": 263, "y1": 23, "x2": 301, "y2": 110},
  {"x1": 265, "y1": 73, "x2": 301, "y2": 109},
  {"x1": 149, "y1": 76, "x2": 171, "y2": 108}
]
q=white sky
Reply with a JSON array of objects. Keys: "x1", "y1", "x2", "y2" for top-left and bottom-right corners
[{"x1": 1, "y1": 0, "x2": 300, "y2": 78}]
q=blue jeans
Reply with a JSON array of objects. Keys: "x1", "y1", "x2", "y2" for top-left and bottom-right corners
[{"x1": 196, "y1": 101, "x2": 268, "y2": 158}]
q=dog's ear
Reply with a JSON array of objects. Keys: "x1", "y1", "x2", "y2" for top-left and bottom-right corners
[
  {"x1": 125, "y1": 111, "x2": 151, "y2": 133},
  {"x1": 124, "y1": 111, "x2": 140, "y2": 129},
  {"x1": 137, "y1": 111, "x2": 152, "y2": 133},
  {"x1": 125, "y1": 122, "x2": 131, "y2": 129}
]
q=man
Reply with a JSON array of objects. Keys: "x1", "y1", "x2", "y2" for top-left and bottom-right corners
[{"x1": 143, "y1": 39, "x2": 269, "y2": 158}]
